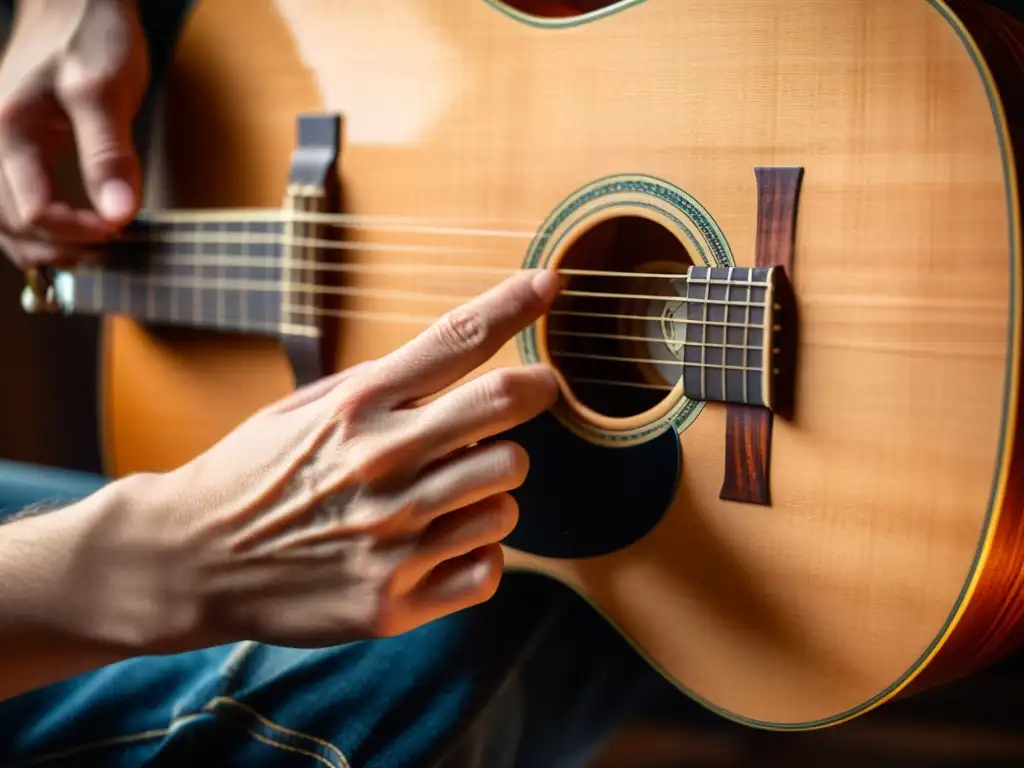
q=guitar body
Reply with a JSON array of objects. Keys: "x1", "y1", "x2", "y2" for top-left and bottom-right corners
[{"x1": 93, "y1": 0, "x2": 1024, "y2": 729}]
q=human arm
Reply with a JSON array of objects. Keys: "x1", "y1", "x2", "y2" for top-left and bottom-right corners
[
  {"x1": 0, "y1": 474, "x2": 170, "y2": 700},
  {"x1": 0, "y1": 268, "x2": 561, "y2": 703}
]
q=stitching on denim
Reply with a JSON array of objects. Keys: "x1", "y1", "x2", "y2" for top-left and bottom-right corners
[
  {"x1": 167, "y1": 641, "x2": 258, "y2": 722},
  {"x1": 203, "y1": 696, "x2": 351, "y2": 768},
  {"x1": 1, "y1": 714, "x2": 200, "y2": 767},
  {"x1": 217, "y1": 641, "x2": 259, "y2": 693},
  {"x1": 243, "y1": 730, "x2": 341, "y2": 767}
]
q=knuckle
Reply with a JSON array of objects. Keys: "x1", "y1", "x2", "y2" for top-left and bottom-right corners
[
  {"x1": 369, "y1": 551, "x2": 403, "y2": 589},
  {"x1": 17, "y1": 197, "x2": 47, "y2": 230},
  {"x1": 490, "y1": 441, "x2": 530, "y2": 485},
  {"x1": 365, "y1": 559, "x2": 409, "y2": 638},
  {"x1": 479, "y1": 368, "x2": 521, "y2": 413},
  {"x1": 435, "y1": 305, "x2": 487, "y2": 353},
  {"x1": 487, "y1": 493, "x2": 519, "y2": 535},
  {"x1": 337, "y1": 438, "x2": 389, "y2": 484},
  {"x1": 492, "y1": 491, "x2": 518, "y2": 517},
  {"x1": 468, "y1": 546, "x2": 504, "y2": 603},
  {"x1": 393, "y1": 493, "x2": 429, "y2": 523},
  {"x1": 328, "y1": 385, "x2": 378, "y2": 442},
  {"x1": 56, "y1": 69, "x2": 119, "y2": 107},
  {"x1": 82, "y1": 140, "x2": 131, "y2": 167}
]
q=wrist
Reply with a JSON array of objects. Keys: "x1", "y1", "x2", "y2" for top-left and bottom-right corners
[
  {"x1": 8, "y1": 471, "x2": 206, "y2": 657},
  {"x1": 76, "y1": 471, "x2": 210, "y2": 655}
]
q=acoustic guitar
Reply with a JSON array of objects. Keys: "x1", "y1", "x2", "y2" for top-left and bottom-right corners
[{"x1": 19, "y1": 0, "x2": 1024, "y2": 732}]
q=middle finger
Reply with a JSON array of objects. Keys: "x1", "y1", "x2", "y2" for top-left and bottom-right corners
[
  {"x1": 401, "y1": 364, "x2": 557, "y2": 472},
  {"x1": 398, "y1": 439, "x2": 530, "y2": 529}
]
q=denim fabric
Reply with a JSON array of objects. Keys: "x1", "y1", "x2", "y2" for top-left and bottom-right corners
[{"x1": 0, "y1": 461, "x2": 663, "y2": 767}]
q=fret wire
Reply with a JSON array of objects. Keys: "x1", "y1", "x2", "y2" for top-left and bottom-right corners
[
  {"x1": 293, "y1": 196, "x2": 303, "y2": 329},
  {"x1": 299, "y1": 196, "x2": 307, "y2": 328},
  {"x1": 240, "y1": 220, "x2": 250, "y2": 329},
  {"x1": 168, "y1": 222, "x2": 179, "y2": 324},
  {"x1": 302, "y1": 194, "x2": 314, "y2": 331},
  {"x1": 700, "y1": 275, "x2": 708, "y2": 400},
  {"x1": 743, "y1": 269, "x2": 751, "y2": 403},
  {"x1": 218, "y1": 221, "x2": 227, "y2": 326},
  {"x1": 724, "y1": 266, "x2": 731, "y2": 402},
  {"x1": 195, "y1": 221, "x2": 205, "y2": 327},
  {"x1": 312, "y1": 198, "x2": 319, "y2": 330},
  {"x1": 281, "y1": 196, "x2": 294, "y2": 330}
]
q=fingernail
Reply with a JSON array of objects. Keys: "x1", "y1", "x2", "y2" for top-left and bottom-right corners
[
  {"x1": 531, "y1": 269, "x2": 559, "y2": 302},
  {"x1": 98, "y1": 180, "x2": 135, "y2": 222}
]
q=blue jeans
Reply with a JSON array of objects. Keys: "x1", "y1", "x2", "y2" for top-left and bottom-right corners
[{"x1": 0, "y1": 460, "x2": 664, "y2": 767}]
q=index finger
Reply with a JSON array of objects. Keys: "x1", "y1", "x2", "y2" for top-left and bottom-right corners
[{"x1": 361, "y1": 269, "x2": 559, "y2": 405}]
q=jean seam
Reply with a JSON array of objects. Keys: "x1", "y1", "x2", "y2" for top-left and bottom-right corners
[
  {"x1": 1, "y1": 714, "x2": 202, "y2": 767},
  {"x1": 202, "y1": 696, "x2": 351, "y2": 768},
  {"x1": 240, "y1": 730, "x2": 342, "y2": 768}
]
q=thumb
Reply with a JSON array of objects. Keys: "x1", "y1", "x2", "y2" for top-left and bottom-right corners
[{"x1": 64, "y1": 97, "x2": 141, "y2": 226}]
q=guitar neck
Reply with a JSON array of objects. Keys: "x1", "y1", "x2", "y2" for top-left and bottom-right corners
[
  {"x1": 23, "y1": 209, "x2": 326, "y2": 339},
  {"x1": 84, "y1": 215, "x2": 287, "y2": 336}
]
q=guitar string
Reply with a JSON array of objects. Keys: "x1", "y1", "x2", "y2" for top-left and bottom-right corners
[
  {"x1": 51, "y1": 214, "x2": 770, "y2": 392},
  {"x1": 76, "y1": 242, "x2": 771, "y2": 370},
  {"x1": 109, "y1": 230, "x2": 772, "y2": 284},
  {"x1": 130, "y1": 209, "x2": 547, "y2": 238},
  {"x1": 76, "y1": 256, "x2": 771, "y2": 307},
  {"x1": 79, "y1": 270, "x2": 769, "y2": 330},
  {"x1": 77, "y1": 274, "x2": 768, "y2": 375}
]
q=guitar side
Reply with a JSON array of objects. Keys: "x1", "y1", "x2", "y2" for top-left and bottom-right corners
[{"x1": 94, "y1": 0, "x2": 1024, "y2": 729}]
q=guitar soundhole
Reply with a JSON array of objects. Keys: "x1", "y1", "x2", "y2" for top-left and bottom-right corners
[{"x1": 545, "y1": 215, "x2": 692, "y2": 421}]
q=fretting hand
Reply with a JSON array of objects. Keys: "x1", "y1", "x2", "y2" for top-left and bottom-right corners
[{"x1": 0, "y1": 0, "x2": 147, "y2": 269}]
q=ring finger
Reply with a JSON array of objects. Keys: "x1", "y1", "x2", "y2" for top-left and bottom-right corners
[
  {"x1": 396, "y1": 439, "x2": 529, "y2": 531},
  {"x1": 399, "y1": 493, "x2": 518, "y2": 590},
  {"x1": 395, "y1": 365, "x2": 556, "y2": 474}
]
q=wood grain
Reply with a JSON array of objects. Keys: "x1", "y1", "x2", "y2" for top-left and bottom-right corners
[{"x1": 86, "y1": 0, "x2": 1024, "y2": 729}]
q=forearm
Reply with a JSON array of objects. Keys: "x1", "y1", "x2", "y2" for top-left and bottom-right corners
[{"x1": 0, "y1": 472, "x2": 194, "y2": 702}]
